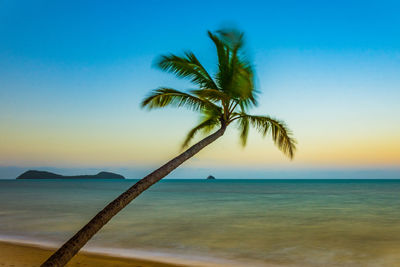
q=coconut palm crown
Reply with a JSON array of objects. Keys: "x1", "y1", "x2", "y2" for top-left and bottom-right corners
[{"x1": 142, "y1": 29, "x2": 296, "y2": 158}]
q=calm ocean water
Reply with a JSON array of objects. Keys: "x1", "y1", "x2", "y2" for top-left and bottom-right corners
[{"x1": 1, "y1": 179, "x2": 400, "y2": 266}]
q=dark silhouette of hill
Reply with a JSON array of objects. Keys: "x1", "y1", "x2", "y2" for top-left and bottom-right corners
[{"x1": 16, "y1": 170, "x2": 125, "y2": 179}]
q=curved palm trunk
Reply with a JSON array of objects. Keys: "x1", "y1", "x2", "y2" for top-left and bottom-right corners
[{"x1": 41, "y1": 126, "x2": 226, "y2": 267}]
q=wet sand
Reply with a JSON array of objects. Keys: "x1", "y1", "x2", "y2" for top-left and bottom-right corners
[{"x1": 0, "y1": 241, "x2": 182, "y2": 267}]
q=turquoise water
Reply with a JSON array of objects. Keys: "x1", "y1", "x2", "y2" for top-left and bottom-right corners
[{"x1": 1, "y1": 179, "x2": 400, "y2": 266}]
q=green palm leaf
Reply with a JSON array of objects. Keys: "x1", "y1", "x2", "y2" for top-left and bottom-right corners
[
  {"x1": 141, "y1": 87, "x2": 219, "y2": 112},
  {"x1": 238, "y1": 116, "x2": 249, "y2": 146},
  {"x1": 156, "y1": 52, "x2": 218, "y2": 89},
  {"x1": 236, "y1": 114, "x2": 297, "y2": 159},
  {"x1": 182, "y1": 118, "x2": 220, "y2": 148},
  {"x1": 190, "y1": 89, "x2": 231, "y2": 104}
]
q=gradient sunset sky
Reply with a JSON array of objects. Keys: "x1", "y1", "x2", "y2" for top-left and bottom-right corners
[{"x1": 1, "y1": 1, "x2": 399, "y2": 178}]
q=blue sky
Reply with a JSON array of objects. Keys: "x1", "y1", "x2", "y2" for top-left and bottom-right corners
[{"x1": 1, "y1": 0, "x2": 399, "y2": 178}]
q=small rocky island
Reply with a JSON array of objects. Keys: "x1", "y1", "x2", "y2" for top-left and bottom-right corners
[
  {"x1": 17, "y1": 170, "x2": 125, "y2": 180},
  {"x1": 206, "y1": 175, "x2": 216, "y2": 180}
]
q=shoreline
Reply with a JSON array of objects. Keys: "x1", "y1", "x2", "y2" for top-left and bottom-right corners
[
  {"x1": 0, "y1": 240, "x2": 184, "y2": 267},
  {"x1": 0, "y1": 238, "x2": 259, "y2": 267}
]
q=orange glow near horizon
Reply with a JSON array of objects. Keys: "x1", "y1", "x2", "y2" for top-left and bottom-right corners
[{"x1": 1, "y1": 119, "x2": 399, "y2": 169}]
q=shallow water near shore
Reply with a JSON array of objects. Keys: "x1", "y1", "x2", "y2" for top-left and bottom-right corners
[{"x1": 1, "y1": 179, "x2": 400, "y2": 266}]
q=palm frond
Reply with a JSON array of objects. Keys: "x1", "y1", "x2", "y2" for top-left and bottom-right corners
[
  {"x1": 190, "y1": 89, "x2": 230, "y2": 104},
  {"x1": 217, "y1": 28, "x2": 244, "y2": 51},
  {"x1": 229, "y1": 56, "x2": 257, "y2": 106},
  {"x1": 208, "y1": 31, "x2": 232, "y2": 93},
  {"x1": 238, "y1": 116, "x2": 249, "y2": 146},
  {"x1": 182, "y1": 118, "x2": 220, "y2": 148},
  {"x1": 141, "y1": 87, "x2": 219, "y2": 112},
  {"x1": 209, "y1": 30, "x2": 257, "y2": 108},
  {"x1": 238, "y1": 114, "x2": 297, "y2": 159},
  {"x1": 156, "y1": 52, "x2": 218, "y2": 89},
  {"x1": 207, "y1": 31, "x2": 229, "y2": 74}
]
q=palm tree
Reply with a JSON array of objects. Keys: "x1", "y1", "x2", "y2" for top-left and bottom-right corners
[{"x1": 41, "y1": 29, "x2": 296, "y2": 266}]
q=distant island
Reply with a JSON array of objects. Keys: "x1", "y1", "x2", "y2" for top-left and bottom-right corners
[
  {"x1": 16, "y1": 170, "x2": 125, "y2": 180},
  {"x1": 206, "y1": 175, "x2": 216, "y2": 180}
]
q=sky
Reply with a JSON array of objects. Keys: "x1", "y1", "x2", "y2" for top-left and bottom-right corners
[{"x1": 1, "y1": 0, "x2": 399, "y2": 178}]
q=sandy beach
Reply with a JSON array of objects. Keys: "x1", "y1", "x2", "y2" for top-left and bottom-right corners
[{"x1": 0, "y1": 241, "x2": 182, "y2": 267}]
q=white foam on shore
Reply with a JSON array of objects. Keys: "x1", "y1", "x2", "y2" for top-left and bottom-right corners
[{"x1": 0, "y1": 234, "x2": 275, "y2": 267}]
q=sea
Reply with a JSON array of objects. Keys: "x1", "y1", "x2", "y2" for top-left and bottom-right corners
[{"x1": 0, "y1": 179, "x2": 400, "y2": 266}]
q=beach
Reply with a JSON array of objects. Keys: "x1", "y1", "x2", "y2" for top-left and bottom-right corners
[{"x1": 0, "y1": 241, "x2": 180, "y2": 267}]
